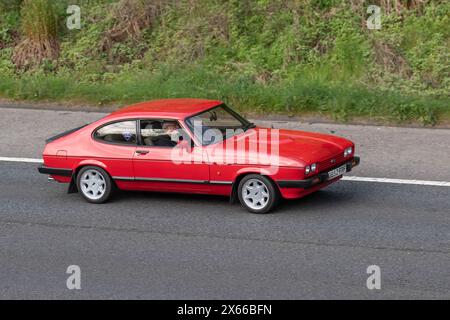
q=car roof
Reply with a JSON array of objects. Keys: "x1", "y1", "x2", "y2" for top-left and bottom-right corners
[{"x1": 109, "y1": 98, "x2": 223, "y2": 119}]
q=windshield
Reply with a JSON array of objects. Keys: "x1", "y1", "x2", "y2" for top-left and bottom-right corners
[{"x1": 185, "y1": 104, "x2": 255, "y2": 146}]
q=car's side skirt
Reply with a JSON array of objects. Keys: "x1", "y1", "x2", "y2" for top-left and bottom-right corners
[{"x1": 112, "y1": 176, "x2": 233, "y2": 185}]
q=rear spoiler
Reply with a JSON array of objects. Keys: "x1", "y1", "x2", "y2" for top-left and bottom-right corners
[{"x1": 46, "y1": 124, "x2": 88, "y2": 144}]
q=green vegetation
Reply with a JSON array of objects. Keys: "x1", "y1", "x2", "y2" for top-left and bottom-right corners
[
  {"x1": 11, "y1": 0, "x2": 59, "y2": 69},
  {"x1": 0, "y1": 0, "x2": 448, "y2": 125}
]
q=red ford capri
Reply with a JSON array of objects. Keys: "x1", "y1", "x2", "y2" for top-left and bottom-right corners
[{"x1": 38, "y1": 99, "x2": 360, "y2": 213}]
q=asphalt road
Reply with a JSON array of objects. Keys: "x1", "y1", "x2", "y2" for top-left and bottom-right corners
[{"x1": 0, "y1": 106, "x2": 449, "y2": 299}]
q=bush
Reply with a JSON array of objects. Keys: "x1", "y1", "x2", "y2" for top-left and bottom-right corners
[{"x1": 12, "y1": 0, "x2": 59, "y2": 70}]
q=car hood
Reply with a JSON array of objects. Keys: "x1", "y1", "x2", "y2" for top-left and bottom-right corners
[
  {"x1": 273, "y1": 128, "x2": 350, "y2": 164},
  {"x1": 211, "y1": 127, "x2": 352, "y2": 167}
]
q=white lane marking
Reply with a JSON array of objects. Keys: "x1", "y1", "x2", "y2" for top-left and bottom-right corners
[
  {"x1": 342, "y1": 176, "x2": 450, "y2": 187},
  {"x1": 0, "y1": 157, "x2": 43, "y2": 164},
  {"x1": 0, "y1": 156, "x2": 449, "y2": 187}
]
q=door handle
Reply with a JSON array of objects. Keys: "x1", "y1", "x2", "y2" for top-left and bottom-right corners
[{"x1": 136, "y1": 150, "x2": 149, "y2": 155}]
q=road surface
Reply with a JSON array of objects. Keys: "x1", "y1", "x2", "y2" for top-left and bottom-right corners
[{"x1": 0, "y1": 106, "x2": 449, "y2": 299}]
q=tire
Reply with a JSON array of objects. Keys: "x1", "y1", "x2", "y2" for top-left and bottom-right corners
[
  {"x1": 237, "y1": 174, "x2": 279, "y2": 214},
  {"x1": 76, "y1": 166, "x2": 113, "y2": 204}
]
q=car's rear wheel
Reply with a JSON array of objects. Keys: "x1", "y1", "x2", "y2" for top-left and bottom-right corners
[
  {"x1": 237, "y1": 174, "x2": 279, "y2": 214},
  {"x1": 77, "y1": 166, "x2": 113, "y2": 204}
]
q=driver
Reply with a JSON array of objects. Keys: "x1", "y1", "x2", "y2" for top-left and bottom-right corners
[{"x1": 153, "y1": 121, "x2": 180, "y2": 147}]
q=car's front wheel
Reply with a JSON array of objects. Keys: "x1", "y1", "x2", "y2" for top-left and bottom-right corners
[
  {"x1": 77, "y1": 166, "x2": 113, "y2": 204},
  {"x1": 237, "y1": 174, "x2": 279, "y2": 214}
]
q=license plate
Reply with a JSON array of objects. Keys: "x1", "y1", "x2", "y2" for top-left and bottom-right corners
[{"x1": 327, "y1": 164, "x2": 347, "y2": 180}]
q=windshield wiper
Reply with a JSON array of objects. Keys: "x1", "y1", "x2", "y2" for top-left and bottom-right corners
[{"x1": 243, "y1": 122, "x2": 256, "y2": 131}]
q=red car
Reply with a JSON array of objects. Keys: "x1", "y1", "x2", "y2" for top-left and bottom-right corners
[{"x1": 38, "y1": 99, "x2": 360, "y2": 213}]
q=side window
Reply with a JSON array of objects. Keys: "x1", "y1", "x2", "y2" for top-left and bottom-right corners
[
  {"x1": 94, "y1": 120, "x2": 137, "y2": 145},
  {"x1": 140, "y1": 120, "x2": 188, "y2": 147}
]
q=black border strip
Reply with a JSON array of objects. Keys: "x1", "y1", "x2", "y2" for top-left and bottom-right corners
[{"x1": 113, "y1": 176, "x2": 233, "y2": 185}]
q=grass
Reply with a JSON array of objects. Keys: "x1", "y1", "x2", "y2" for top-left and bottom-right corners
[{"x1": 0, "y1": 65, "x2": 448, "y2": 126}]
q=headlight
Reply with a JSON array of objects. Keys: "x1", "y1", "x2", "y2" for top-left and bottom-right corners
[
  {"x1": 305, "y1": 163, "x2": 317, "y2": 175},
  {"x1": 344, "y1": 147, "x2": 353, "y2": 157}
]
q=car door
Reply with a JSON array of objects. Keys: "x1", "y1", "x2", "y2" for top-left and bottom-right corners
[{"x1": 132, "y1": 119, "x2": 210, "y2": 193}]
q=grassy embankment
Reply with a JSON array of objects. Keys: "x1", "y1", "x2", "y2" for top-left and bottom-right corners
[{"x1": 0, "y1": 0, "x2": 448, "y2": 125}]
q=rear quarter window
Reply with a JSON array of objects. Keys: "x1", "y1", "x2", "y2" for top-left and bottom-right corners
[{"x1": 94, "y1": 121, "x2": 137, "y2": 145}]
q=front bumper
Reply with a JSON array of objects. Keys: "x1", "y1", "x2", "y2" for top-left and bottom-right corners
[
  {"x1": 38, "y1": 165, "x2": 73, "y2": 177},
  {"x1": 277, "y1": 156, "x2": 360, "y2": 189}
]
